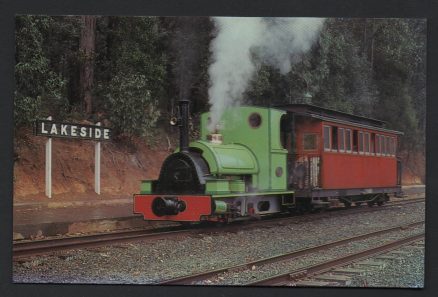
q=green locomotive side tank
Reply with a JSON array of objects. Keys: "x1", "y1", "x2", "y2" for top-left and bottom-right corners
[
  {"x1": 189, "y1": 141, "x2": 259, "y2": 175},
  {"x1": 198, "y1": 106, "x2": 288, "y2": 191},
  {"x1": 136, "y1": 106, "x2": 292, "y2": 221}
]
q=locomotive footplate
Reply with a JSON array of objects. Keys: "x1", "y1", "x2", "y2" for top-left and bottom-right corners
[{"x1": 133, "y1": 194, "x2": 212, "y2": 222}]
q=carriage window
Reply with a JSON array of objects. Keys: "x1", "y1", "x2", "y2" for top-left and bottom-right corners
[
  {"x1": 389, "y1": 138, "x2": 393, "y2": 156},
  {"x1": 323, "y1": 126, "x2": 331, "y2": 150},
  {"x1": 358, "y1": 131, "x2": 364, "y2": 153},
  {"x1": 345, "y1": 129, "x2": 352, "y2": 152},
  {"x1": 303, "y1": 134, "x2": 317, "y2": 150},
  {"x1": 339, "y1": 128, "x2": 345, "y2": 151},
  {"x1": 386, "y1": 136, "x2": 390, "y2": 156},
  {"x1": 352, "y1": 130, "x2": 358, "y2": 152},
  {"x1": 375, "y1": 134, "x2": 380, "y2": 155},
  {"x1": 331, "y1": 127, "x2": 338, "y2": 150},
  {"x1": 364, "y1": 133, "x2": 370, "y2": 153},
  {"x1": 370, "y1": 133, "x2": 375, "y2": 154},
  {"x1": 393, "y1": 137, "x2": 397, "y2": 156},
  {"x1": 380, "y1": 135, "x2": 384, "y2": 155}
]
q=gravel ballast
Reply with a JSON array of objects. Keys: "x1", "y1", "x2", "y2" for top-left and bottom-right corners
[
  {"x1": 13, "y1": 201, "x2": 425, "y2": 287},
  {"x1": 347, "y1": 242, "x2": 425, "y2": 288}
]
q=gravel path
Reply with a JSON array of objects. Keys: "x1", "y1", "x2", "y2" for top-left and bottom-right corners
[{"x1": 13, "y1": 201, "x2": 425, "y2": 287}]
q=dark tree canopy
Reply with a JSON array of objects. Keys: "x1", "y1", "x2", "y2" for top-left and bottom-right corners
[{"x1": 14, "y1": 16, "x2": 425, "y2": 158}]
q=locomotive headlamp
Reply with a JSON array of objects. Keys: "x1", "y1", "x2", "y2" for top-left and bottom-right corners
[{"x1": 170, "y1": 116, "x2": 178, "y2": 126}]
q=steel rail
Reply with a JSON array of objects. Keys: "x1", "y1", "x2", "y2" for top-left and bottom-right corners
[
  {"x1": 158, "y1": 221, "x2": 424, "y2": 285},
  {"x1": 13, "y1": 197, "x2": 424, "y2": 259},
  {"x1": 247, "y1": 233, "x2": 424, "y2": 286},
  {"x1": 13, "y1": 227, "x2": 193, "y2": 259}
]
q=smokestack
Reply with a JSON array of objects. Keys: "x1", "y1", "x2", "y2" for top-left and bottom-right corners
[{"x1": 179, "y1": 99, "x2": 190, "y2": 153}]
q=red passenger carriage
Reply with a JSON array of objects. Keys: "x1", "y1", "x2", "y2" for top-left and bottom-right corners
[{"x1": 281, "y1": 104, "x2": 402, "y2": 208}]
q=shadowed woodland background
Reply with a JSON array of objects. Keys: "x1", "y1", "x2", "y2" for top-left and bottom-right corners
[{"x1": 14, "y1": 16, "x2": 426, "y2": 188}]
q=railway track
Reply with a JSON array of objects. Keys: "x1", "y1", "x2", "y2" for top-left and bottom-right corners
[
  {"x1": 158, "y1": 221, "x2": 424, "y2": 285},
  {"x1": 13, "y1": 227, "x2": 193, "y2": 259},
  {"x1": 13, "y1": 196, "x2": 424, "y2": 259},
  {"x1": 247, "y1": 233, "x2": 424, "y2": 286}
]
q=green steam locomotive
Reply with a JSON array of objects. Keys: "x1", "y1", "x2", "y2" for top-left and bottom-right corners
[{"x1": 134, "y1": 100, "x2": 402, "y2": 222}]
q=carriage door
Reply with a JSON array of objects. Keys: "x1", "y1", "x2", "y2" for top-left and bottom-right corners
[
  {"x1": 397, "y1": 158, "x2": 402, "y2": 186},
  {"x1": 280, "y1": 113, "x2": 295, "y2": 189}
]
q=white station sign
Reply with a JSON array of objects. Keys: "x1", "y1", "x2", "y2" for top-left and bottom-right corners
[
  {"x1": 35, "y1": 120, "x2": 112, "y2": 141},
  {"x1": 34, "y1": 118, "x2": 111, "y2": 198}
]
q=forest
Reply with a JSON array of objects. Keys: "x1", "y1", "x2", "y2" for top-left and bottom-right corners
[{"x1": 14, "y1": 16, "x2": 426, "y2": 180}]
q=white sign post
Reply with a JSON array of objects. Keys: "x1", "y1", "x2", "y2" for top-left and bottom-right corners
[
  {"x1": 95, "y1": 122, "x2": 101, "y2": 195},
  {"x1": 36, "y1": 118, "x2": 111, "y2": 198},
  {"x1": 45, "y1": 116, "x2": 52, "y2": 198}
]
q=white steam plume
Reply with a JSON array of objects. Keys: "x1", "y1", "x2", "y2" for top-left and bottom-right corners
[{"x1": 208, "y1": 17, "x2": 325, "y2": 131}]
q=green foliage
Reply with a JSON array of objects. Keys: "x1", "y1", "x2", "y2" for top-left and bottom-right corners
[
  {"x1": 245, "y1": 18, "x2": 378, "y2": 117},
  {"x1": 157, "y1": 17, "x2": 214, "y2": 116},
  {"x1": 309, "y1": 19, "x2": 377, "y2": 116},
  {"x1": 14, "y1": 16, "x2": 68, "y2": 126},
  {"x1": 245, "y1": 64, "x2": 277, "y2": 105},
  {"x1": 104, "y1": 74, "x2": 160, "y2": 138},
  {"x1": 370, "y1": 19, "x2": 425, "y2": 150},
  {"x1": 95, "y1": 17, "x2": 166, "y2": 137},
  {"x1": 13, "y1": 16, "x2": 425, "y2": 155},
  {"x1": 95, "y1": 17, "x2": 166, "y2": 99}
]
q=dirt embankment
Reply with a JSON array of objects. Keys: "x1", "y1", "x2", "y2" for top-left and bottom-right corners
[
  {"x1": 13, "y1": 128, "x2": 171, "y2": 203},
  {"x1": 400, "y1": 151, "x2": 425, "y2": 185}
]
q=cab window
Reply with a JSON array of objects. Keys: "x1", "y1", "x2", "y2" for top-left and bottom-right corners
[{"x1": 303, "y1": 134, "x2": 317, "y2": 151}]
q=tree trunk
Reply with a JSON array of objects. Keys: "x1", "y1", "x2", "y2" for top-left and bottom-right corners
[
  {"x1": 370, "y1": 34, "x2": 374, "y2": 70},
  {"x1": 79, "y1": 16, "x2": 96, "y2": 115},
  {"x1": 363, "y1": 19, "x2": 367, "y2": 55}
]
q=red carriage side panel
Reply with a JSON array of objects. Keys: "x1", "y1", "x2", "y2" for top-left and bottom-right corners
[
  {"x1": 321, "y1": 153, "x2": 397, "y2": 189},
  {"x1": 320, "y1": 120, "x2": 399, "y2": 190}
]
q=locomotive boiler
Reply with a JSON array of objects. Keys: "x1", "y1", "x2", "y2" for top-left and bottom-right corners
[{"x1": 134, "y1": 100, "x2": 403, "y2": 223}]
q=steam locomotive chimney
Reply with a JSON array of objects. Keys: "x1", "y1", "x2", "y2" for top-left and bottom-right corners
[{"x1": 179, "y1": 99, "x2": 190, "y2": 153}]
